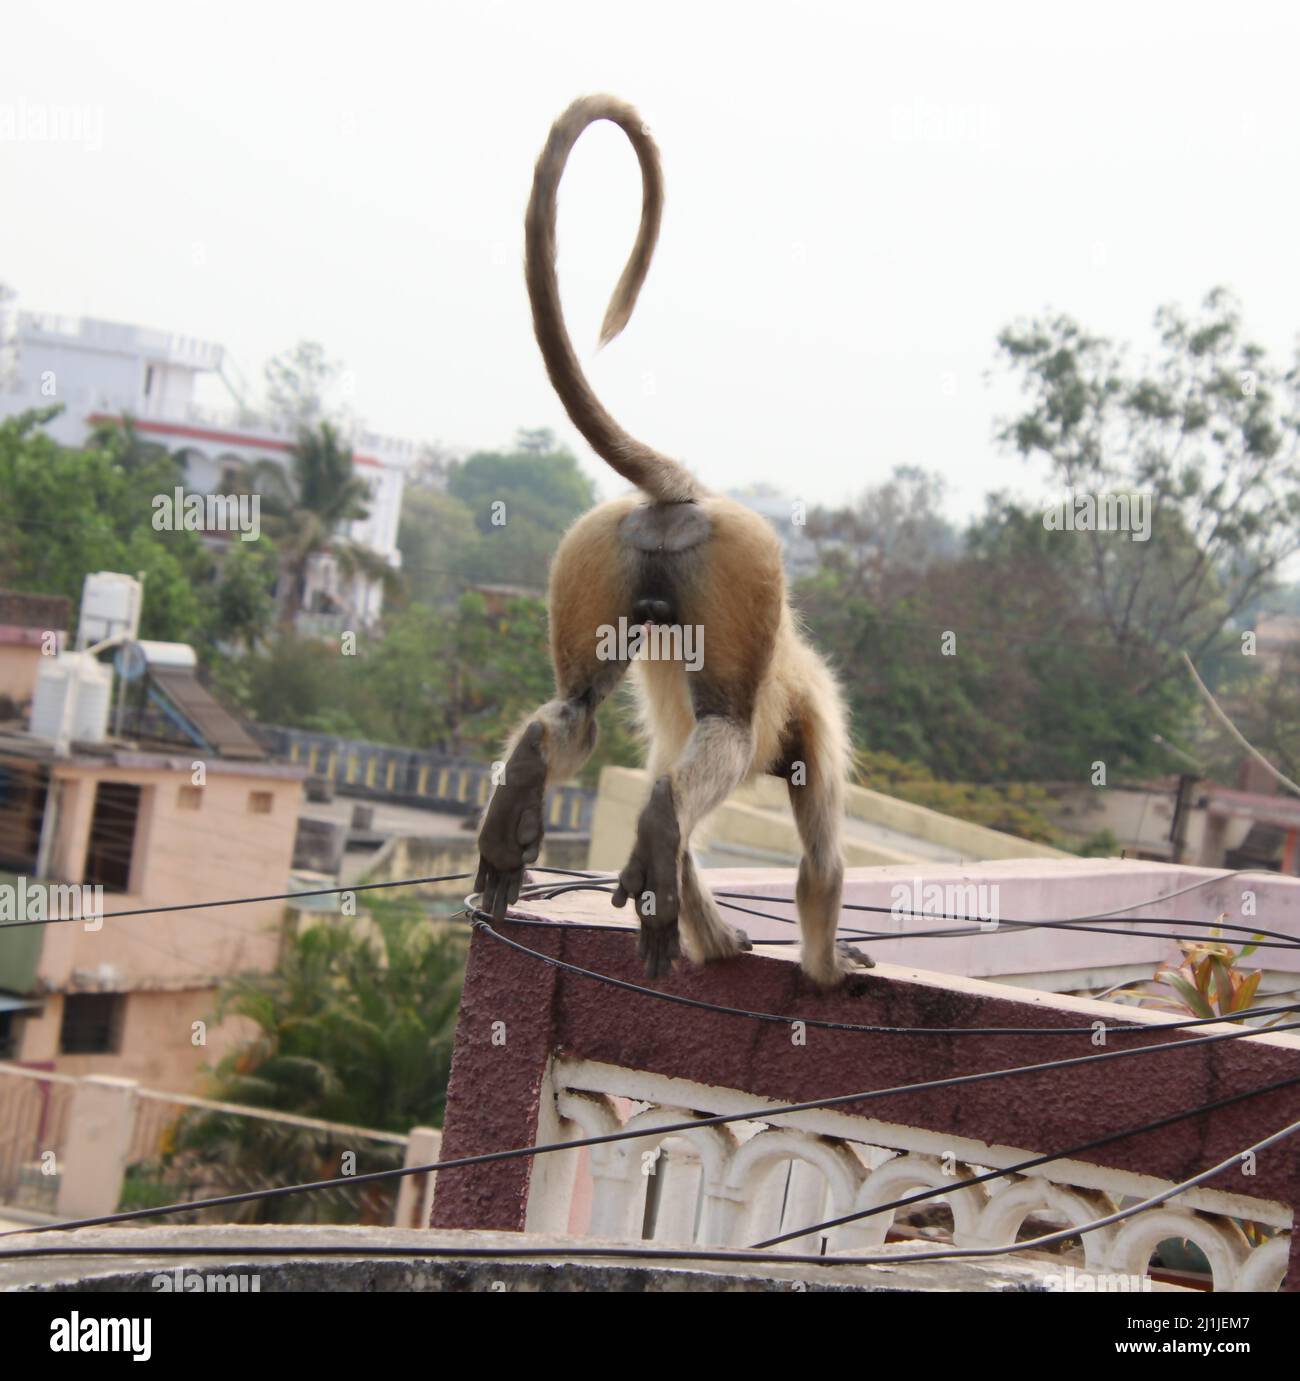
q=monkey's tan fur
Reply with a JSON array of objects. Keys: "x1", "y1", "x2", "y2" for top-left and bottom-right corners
[{"x1": 475, "y1": 95, "x2": 862, "y2": 986}]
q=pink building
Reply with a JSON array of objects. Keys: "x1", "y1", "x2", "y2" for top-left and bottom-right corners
[{"x1": 0, "y1": 669, "x2": 303, "y2": 1090}]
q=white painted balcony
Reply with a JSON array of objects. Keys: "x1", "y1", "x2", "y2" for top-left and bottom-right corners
[{"x1": 431, "y1": 859, "x2": 1300, "y2": 1292}]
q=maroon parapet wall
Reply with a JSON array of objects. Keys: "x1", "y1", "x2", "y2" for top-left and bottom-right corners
[{"x1": 432, "y1": 919, "x2": 1300, "y2": 1288}]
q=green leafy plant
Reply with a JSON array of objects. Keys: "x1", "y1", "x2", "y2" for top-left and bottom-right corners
[
  {"x1": 125, "y1": 900, "x2": 466, "y2": 1224},
  {"x1": 1118, "y1": 929, "x2": 1275, "y2": 1021}
]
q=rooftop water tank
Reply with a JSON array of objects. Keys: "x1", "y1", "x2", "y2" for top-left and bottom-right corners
[
  {"x1": 135, "y1": 640, "x2": 197, "y2": 670},
  {"x1": 29, "y1": 652, "x2": 113, "y2": 745},
  {"x1": 77, "y1": 571, "x2": 142, "y2": 650}
]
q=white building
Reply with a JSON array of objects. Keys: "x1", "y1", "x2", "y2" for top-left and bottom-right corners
[{"x1": 0, "y1": 310, "x2": 414, "y2": 627}]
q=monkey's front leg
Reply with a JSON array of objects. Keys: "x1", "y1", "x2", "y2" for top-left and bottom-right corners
[
  {"x1": 475, "y1": 722, "x2": 549, "y2": 921},
  {"x1": 611, "y1": 775, "x2": 682, "y2": 979},
  {"x1": 476, "y1": 688, "x2": 611, "y2": 920}
]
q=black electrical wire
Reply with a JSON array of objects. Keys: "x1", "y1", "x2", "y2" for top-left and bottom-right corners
[
  {"x1": 4, "y1": 1112, "x2": 1298, "y2": 1275},
  {"x1": 3, "y1": 863, "x2": 1294, "y2": 1256},
  {"x1": 752, "y1": 1070, "x2": 1300, "y2": 1249},
  {"x1": 531, "y1": 863, "x2": 1300, "y2": 935},
  {"x1": 8, "y1": 1008, "x2": 1298, "y2": 1240},
  {"x1": 518, "y1": 875, "x2": 1300, "y2": 952},
  {"x1": 0, "y1": 872, "x2": 475, "y2": 930},
  {"x1": 469, "y1": 911, "x2": 1300, "y2": 1037},
  {"x1": 7, "y1": 856, "x2": 1293, "y2": 954},
  {"x1": 726, "y1": 896, "x2": 1300, "y2": 951}
]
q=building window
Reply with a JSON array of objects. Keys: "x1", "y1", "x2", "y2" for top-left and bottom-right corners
[
  {"x1": 177, "y1": 785, "x2": 203, "y2": 810},
  {"x1": 143, "y1": 364, "x2": 156, "y2": 397},
  {"x1": 249, "y1": 790, "x2": 273, "y2": 815},
  {"x1": 59, "y1": 993, "x2": 125, "y2": 1055},
  {"x1": 0, "y1": 760, "x2": 49, "y2": 874},
  {"x1": 84, "y1": 781, "x2": 143, "y2": 893}
]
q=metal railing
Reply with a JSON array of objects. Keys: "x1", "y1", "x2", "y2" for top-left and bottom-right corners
[
  {"x1": 259, "y1": 725, "x2": 595, "y2": 832},
  {"x1": 0, "y1": 1062, "x2": 439, "y2": 1228},
  {"x1": 121, "y1": 1087, "x2": 410, "y2": 1225},
  {"x1": 0, "y1": 1064, "x2": 75, "y2": 1214}
]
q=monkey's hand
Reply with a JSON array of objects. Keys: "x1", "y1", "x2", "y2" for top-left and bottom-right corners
[
  {"x1": 475, "y1": 722, "x2": 548, "y2": 922},
  {"x1": 612, "y1": 775, "x2": 682, "y2": 980}
]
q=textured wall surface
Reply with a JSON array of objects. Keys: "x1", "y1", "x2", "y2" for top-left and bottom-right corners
[{"x1": 432, "y1": 915, "x2": 1300, "y2": 1289}]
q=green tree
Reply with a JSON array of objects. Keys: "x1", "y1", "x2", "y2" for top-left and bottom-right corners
[
  {"x1": 244, "y1": 421, "x2": 395, "y2": 626},
  {"x1": 221, "y1": 634, "x2": 367, "y2": 736},
  {"x1": 263, "y1": 340, "x2": 345, "y2": 430},
  {"x1": 806, "y1": 466, "x2": 960, "y2": 604},
  {"x1": 850, "y1": 748, "x2": 1062, "y2": 843},
  {"x1": 396, "y1": 486, "x2": 483, "y2": 609},
  {"x1": 797, "y1": 487, "x2": 1191, "y2": 784},
  {"x1": 150, "y1": 903, "x2": 465, "y2": 1223},
  {"x1": 200, "y1": 541, "x2": 278, "y2": 654},
  {"x1": 0, "y1": 408, "x2": 208, "y2": 642},
  {"x1": 439, "y1": 434, "x2": 596, "y2": 590},
  {"x1": 221, "y1": 590, "x2": 640, "y2": 782},
  {"x1": 996, "y1": 287, "x2": 1300, "y2": 677},
  {"x1": 84, "y1": 415, "x2": 174, "y2": 474}
]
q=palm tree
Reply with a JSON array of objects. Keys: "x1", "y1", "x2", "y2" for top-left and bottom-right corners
[
  {"x1": 129, "y1": 902, "x2": 466, "y2": 1225},
  {"x1": 242, "y1": 422, "x2": 397, "y2": 628}
]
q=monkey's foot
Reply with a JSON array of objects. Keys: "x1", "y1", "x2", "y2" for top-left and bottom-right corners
[
  {"x1": 836, "y1": 940, "x2": 875, "y2": 970},
  {"x1": 612, "y1": 775, "x2": 682, "y2": 980},
  {"x1": 801, "y1": 940, "x2": 875, "y2": 987},
  {"x1": 689, "y1": 921, "x2": 752, "y2": 965},
  {"x1": 475, "y1": 723, "x2": 547, "y2": 922}
]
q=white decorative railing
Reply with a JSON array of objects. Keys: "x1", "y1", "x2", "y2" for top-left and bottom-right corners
[{"x1": 540, "y1": 1058, "x2": 1293, "y2": 1292}]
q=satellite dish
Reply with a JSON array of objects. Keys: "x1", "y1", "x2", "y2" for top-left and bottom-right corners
[{"x1": 114, "y1": 641, "x2": 149, "y2": 683}]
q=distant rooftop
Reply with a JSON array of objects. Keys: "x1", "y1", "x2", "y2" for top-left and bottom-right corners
[
  {"x1": 0, "y1": 590, "x2": 70, "y2": 635},
  {"x1": 18, "y1": 310, "x2": 225, "y2": 372}
]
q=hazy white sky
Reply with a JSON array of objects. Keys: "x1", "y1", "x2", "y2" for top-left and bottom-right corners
[{"x1": 3, "y1": 0, "x2": 1297, "y2": 519}]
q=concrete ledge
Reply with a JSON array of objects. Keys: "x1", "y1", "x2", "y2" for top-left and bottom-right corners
[
  {"x1": 529, "y1": 857, "x2": 1300, "y2": 989},
  {"x1": 431, "y1": 912, "x2": 1300, "y2": 1289},
  {"x1": 589, "y1": 766, "x2": 1068, "y2": 873},
  {"x1": 841, "y1": 782, "x2": 1067, "y2": 861},
  {"x1": 0, "y1": 1225, "x2": 1080, "y2": 1292}
]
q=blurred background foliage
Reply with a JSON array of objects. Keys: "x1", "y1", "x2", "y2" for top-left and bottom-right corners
[{"x1": 4, "y1": 292, "x2": 1299, "y2": 833}]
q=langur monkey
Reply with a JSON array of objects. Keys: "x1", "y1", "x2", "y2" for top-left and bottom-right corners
[{"x1": 475, "y1": 94, "x2": 868, "y2": 986}]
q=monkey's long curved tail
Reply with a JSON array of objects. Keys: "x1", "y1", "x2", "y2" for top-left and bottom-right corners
[{"x1": 525, "y1": 95, "x2": 704, "y2": 505}]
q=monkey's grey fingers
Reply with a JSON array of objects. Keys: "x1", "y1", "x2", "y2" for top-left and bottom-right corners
[
  {"x1": 837, "y1": 941, "x2": 875, "y2": 969},
  {"x1": 735, "y1": 927, "x2": 753, "y2": 952},
  {"x1": 638, "y1": 922, "x2": 680, "y2": 980},
  {"x1": 474, "y1": 857, "x2": 489, "y2": 896},
  {"x1": 488, "y1": 868, "x2": 517, "y2": 923},
  {"x1": 476, "y1": 869, "x2": 493, "y2": 917},
  {"x1": 483, "y1": 870, "x2": 502, "y2": 921},
  {"x1": 612, "y1": 859, "x2": 646, "y2": 910}
]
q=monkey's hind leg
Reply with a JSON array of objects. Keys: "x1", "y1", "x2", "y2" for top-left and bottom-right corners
[
  {"x1": 785, "y1": 704, "x2": 873, "y2": 987},
  {"x1": 680, "y1": 851, "x2": 751, "y2": 964},
  {"x1": 615, "y1": 715, "x2": 756, "y2": 978}
]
